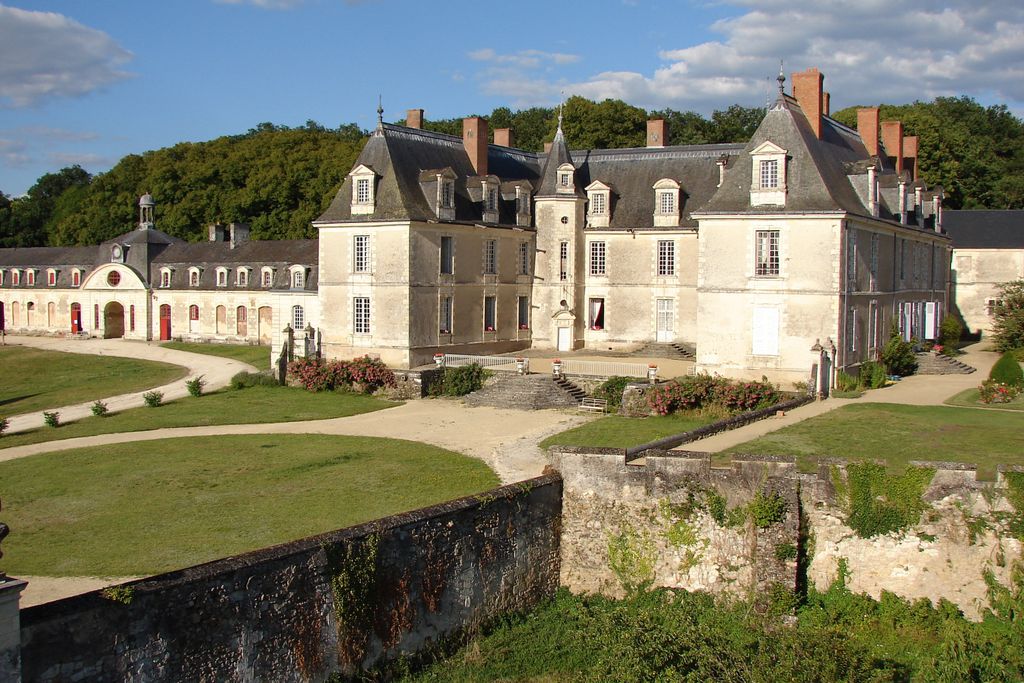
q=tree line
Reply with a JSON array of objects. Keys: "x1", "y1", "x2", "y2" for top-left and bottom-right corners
[{"x1": 2, "y1": 96, "x2": 1021, "y2": 248}]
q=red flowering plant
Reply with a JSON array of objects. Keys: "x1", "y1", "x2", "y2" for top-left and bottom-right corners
[
  {"x1": 646, "y1": 373, "x2": 778, "y2": 415},
  {"x1": 288, "y1": 356, "x2": 395, "y2": 393},
  {"x1": 979, "y1": 379, "x2": 1020, "y2": 404}
]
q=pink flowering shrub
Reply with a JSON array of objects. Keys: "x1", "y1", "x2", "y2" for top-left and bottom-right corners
[
  {"x1": 978, "y1": 379, "x2": 1021, "y2": 404},
  {"x1": 647, "y1": 373, "x2": 779, "y2": 416},
  {"x1": 288, "y1": 356, "x2": 396, "y2": 393}
]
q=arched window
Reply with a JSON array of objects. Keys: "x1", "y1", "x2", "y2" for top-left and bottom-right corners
[
  {"x1": 71, "y1": 269, "x2": 81, "y2": 287},
  {"x1": 291, "y1": 268, "x2": 305, "y2": 289},
  {"x1": 292, "y1": 305, "x2": 304, "y2": 329},
  {"x1": 129, "y1": 305, "x2": 136, "y2": 332},
  {"x1": 189, "y1": 304, "x2": 200, "y2": 333}
]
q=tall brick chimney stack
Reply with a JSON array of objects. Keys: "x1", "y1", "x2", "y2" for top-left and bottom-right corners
[
  {"x1": 903, "y1": 135, "x2": 919, "y2": 180},
  {"x1": 823, "y1": 92, "x2": 830, "y2": 116},
  {"x1": 647, "y1": 119, "x2": 667, "y2": 148},
  {"x1": 881, "y1": 120, "x2": 904, "y2": 174},
  {"x1": 406, "y1": 109, "x2": 424, "y2": 129},
  {"x1": 857, "y1": 107, "x2": 880, "y2": 158},
  {"x1": 791, "y1": 67, "x2": 824, "y2": 139},
  {"x1": 494, "y1": 128, "x2": 513, "y2": 147},
  {"x1": 463, "y1": 116, "x2": 488, "y2": 176}
]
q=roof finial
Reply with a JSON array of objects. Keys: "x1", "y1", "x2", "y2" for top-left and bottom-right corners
[
  {"x1": 777, "y1": 60, "x2": 786, "y2": 96},
  {"x1": 376, "y1": 95, "x2": 384, "y2": 127},
  {"x1": 557, "y1": 90, "x2": 564, "y2": 131}
]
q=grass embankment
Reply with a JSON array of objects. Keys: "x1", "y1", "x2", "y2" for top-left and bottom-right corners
[
  {"x1": 945, "y1": 387, "x2": 1024, "y2": 411},
  {"x1": 540, "y1": 413, "x2": 718, "y2": 450},
  {"x1": 0, "y1": 434, "x2": 499, "y2": 576},
  {"x1": 0, "y1": 385, "x2": 397, "y2": 449},
  {"x1": 723, "y1": 403, "x2": 1024, "y2": 478},
  {"x1": 160, "y1": 341, "x2": 269, "y2": 368},
  {"x1": 0, "y1": 346, "x2": 186, "y2": 416}
]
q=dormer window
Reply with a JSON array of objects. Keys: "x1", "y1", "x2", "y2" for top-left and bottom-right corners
[
  {"x1": 556, "y1": 163, "x2": 575, "y2": 194},
  {"x1": 215, "y1": 267, "x2": 228, "y2": 287},
  {"x1": 26, "y1": 269, "x2": 36, "y2": 286},
  {"x1": 111, "y1": 244, "x2": 125, "y2": 263},
  {"x1": 261, "y1": 267, "x2": 275, "y2": 288},
  {"x1": 652, "y1": 178, "x2": 681, "y2": 227},
  {"x1": 480, "y1": 177, "x2": 499, "y2": 224},
  {"x1": 349, "y1": 164, "x2": 376, "y2": 215},
  {"x1": 441, "y1": 180, "x2": 454, "y2": 208},
  {"x1": 585, "y1": 181, "x2": 612, "y2": 228},
  {"x1": 236, "y1": 267, "x2": 250, "y2": 287},
  {"x1": 71, "y1": 269, "x2": 81, "y2": 287},
  {"x1": 428, "y1": 168, "x2": 458, "y2": 222},
  {"x1": 160, "y1": 268, "x2": 172, "y2": 288},
  {"x1": 289, "y1": 265, "x2": 306, "y2": 289},
  {"x1": 47, "y1": 269, "x2": 58, "y2": 287},
  {"x1": 749, "y1": 141, "x2": 788, "y2": 206},
  {"x1": 188, "y1": 267, "x2": 202, "y2": 287},
  {"x1": 12, "y1": 270, "x2": 20, "y2": 286}
]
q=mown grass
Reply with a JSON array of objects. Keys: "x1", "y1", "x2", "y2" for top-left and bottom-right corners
[
  {"x1": 945, "y1": 387, "x2": 1024, "y2": 411},
  {"x1": 0, "y1": 385, "x2": 397, "y2": 449},
  {"x1": 0, "y1": 434, "x2": 499, "y2": 576},
  {"x1": 722, "y1": 403, "x2": 1024, "y2": 479},
  {"x1": 539, "y1": 412, "x2": 718, "y2": 450},
  {"x1": 160, "y1": 341, "x2": 270, "y2": 368},
  {"x1": 0, "y1": 345, "x2": 186, "y2": 416}
]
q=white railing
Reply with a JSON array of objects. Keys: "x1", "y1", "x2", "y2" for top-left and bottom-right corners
[
  {"x1": 440, "y1": 354, "x2": 522, "y2": 372},
  {"x1": 560, "y1": 359, "x2": 653, "y2": 379}
]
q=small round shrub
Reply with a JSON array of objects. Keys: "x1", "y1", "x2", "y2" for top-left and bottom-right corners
[
  {"x1": 0, "y1": 416, "x2": 8, "y2": 436},
  {"x1": 43, "y1": 411, "x2": 60, "y2": 428},
  {"x1": 989, "y1": 351, "x2": 1024, "y2": 388},
  {"x1": 91, "y1": 400, "x2": 109, "y2": 417},
  {"x1": 858, "y1": 361, "x2": 887, "y2": 389},
  {"x1": 441, "y1": 363, "x2": 487, "y2": 396},
  {"x1": 230, "y1": 371, "x2": 280, "y2": 389},
  {"x1": 143, "y1": 391, "x2": 163, "y2": 408},
  {"x1": 881, "y1": 330, "x2": 918, "y2": 377},
  {"x1": 938, "y1": 316, "x2": 963, "y2": 354},
  {"x1": 593, "y1": 376, "x2": 631, "y2": 411},
  {"x1": 186, "y1": 375, "x2": 206, "y2": 397}
]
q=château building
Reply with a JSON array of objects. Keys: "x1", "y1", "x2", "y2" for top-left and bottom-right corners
[{"x1": 0, "y1": 68, "x2": 954, "y2": 386}]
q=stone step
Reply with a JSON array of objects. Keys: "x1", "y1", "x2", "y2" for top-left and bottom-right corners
[
  {"x1": 464, "y1": 374, "x2": 581, "y2": 410},
  {"x1": 914, "y1": 351, "x2": 976, "y2": 375},
  {"x1": 632, "y1": 342, "x2": 695, "y2": 360}
]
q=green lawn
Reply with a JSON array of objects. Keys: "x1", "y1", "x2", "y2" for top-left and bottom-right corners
[
  {"x1": 722, "y1": 403, "x2": 1024, "y2": 478},
  {"x1": 540, "y1": 413, "x2": 718, "y2": 450},
  {"x1": 0, "y1": 346, "x2": 186, "y2": 416},
  {"x1": 0, "y1": 434, "x2": 499, "y2": 576},
  {"x1": 160, "y1": 341, "x2": 270, "y2": 368},
  {"x1": 945, "y1": 387, "x2": 1024, "y2": 411},
  {"x1": 0, "y1": 385, "x2": 397, "y2": 449}
]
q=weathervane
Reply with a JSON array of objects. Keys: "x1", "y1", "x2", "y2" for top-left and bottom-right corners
[
  {"x1": 558, "y1": 90, "x2": 565, "y2": 130},
  {"x1": 777, "y1": 59, "x2": 786, "y2": 95},
  {"x1": 376, "y1": 95, "x2": 384, "y2": 126}
]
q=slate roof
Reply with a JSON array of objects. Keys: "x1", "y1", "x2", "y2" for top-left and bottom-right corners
[
  {"x1": 0, "y1": 246, "x2": 99, "y2": 288},
  {"x1": 152, "y1": 239, "x2": 319, "y2": 290},
  {"x1": 943, "y1": 211, "x2": 1024, "y2": 249},
  {"x1": 537, "y1": 126, "x2": 582, "y2": 198}
]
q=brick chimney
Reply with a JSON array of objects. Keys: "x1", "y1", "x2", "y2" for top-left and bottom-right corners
[
  {"x1": 881, "y1": 120, "x2": 904, "y2": 174},
  {"x1": 857, "y1": 107, "x2": 880, "y2": 158},
  {"x1": 543, "y1": 141, "x2": 553, "y2": 154},
  {"x1": 406, "y1": 109, "x2": 424, "y2": 129},
  {"x1": 823, "y1": 92, "x2": 830, "y2": 116},
  {"x1": 494, "y1": 127, "x2": 513, "y2": 147},
  {"x1": 647, "y1": 119, "x2": 667, "y2": 148},
  {"x1": 903, "y1": 135, "x2": 919, "y2": 180},
  {"x1": 463, "y1": 116, "x2": 488, "y2": 176},
  {"x1": 791, "y1": 67, "x2": 824, "y2": 139}
]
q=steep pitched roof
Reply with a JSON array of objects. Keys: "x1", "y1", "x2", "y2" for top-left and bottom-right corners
[
  {"x1": 537, "y1": 125, "x2": 582, "y2": 197},
  {"x1": 0, "y1": 246, "x2": 98, "y2": 268},
  {"x1": 944, "y1": 210, "x2": 1024, "y2": 249}
]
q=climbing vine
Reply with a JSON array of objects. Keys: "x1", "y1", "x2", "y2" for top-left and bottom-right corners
[
  {"x1": 839, "y1": 463, "x2": 934, "y2": 538},
  {"x1": 607, "y1": 522, "x2": 657, "y2": 595},
  {"x1": 325, "y1": 533, "x2": 380, "y2": 666}
]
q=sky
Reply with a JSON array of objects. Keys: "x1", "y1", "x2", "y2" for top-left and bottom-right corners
[{"x1": 1, "y1": 0, "x2": 1022, "y2": 196}]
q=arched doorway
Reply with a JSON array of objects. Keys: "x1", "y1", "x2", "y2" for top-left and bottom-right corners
[
  {"x1": 104, "y1": 302, "x2": 125, "y2": 339},
  {"x1": 159, "y1": 304, "x2": 172, "y2": 340},
  {"x1": 236, "y1": 306, "x2": 247, "y2": 337},
  {"x1": 258, "y1": 306, "x2": 272, "y2": 343},
  {"x1": 47, "y1": 302, "x2": 56, "y2": 327},
  {"x1": 71, "y1": 303, "x2": 82, "y2": 333},
  {"x1": 216, "y1": 305, "x2": 226, "y2": 334},
  {"x1": 26, "y1": 302, "x2": 35, "y2": 327},
  {"x1": 10, "y1": 301, "x2": 18, "y2": 327}
]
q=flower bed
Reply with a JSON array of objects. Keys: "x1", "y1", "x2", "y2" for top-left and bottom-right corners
[
  {"x1": 646, "y1": 373, "x2": 779, "y2": 416},
  {"x1": 288, "y1": 356, "x2": 397, "y2": 393}
]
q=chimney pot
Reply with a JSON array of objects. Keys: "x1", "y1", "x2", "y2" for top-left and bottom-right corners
[
  {"x1": 881, "y1": 120, "x2": 905, "y2": 174},
  {"x1": 857, "y1": 107, "x2": 880, "y2": 158},
  {"x1": 406, "y1": 109, "x2": 424, "y2": 129},
  {"x1": 647, "y1": 119, "x2": 668, "y2": 148},
  {"x1": 903, "y1": 135, "x2": 919, "y2": 181},
  {"x1": 823, "y1": 92, "x2": 830, "y2": 116},
  {"x1": 463, "y1": 116, "x2": 489, "y2": 176},
  {"x1": 494, "y1": 127, "x2": 513, "y2": 148},
  {"x1": 791, "y1": 67, "x2": 824, "y2": 139},
  {"x1": 544, "y1": 141, "x2": 553, "y2": 154}
]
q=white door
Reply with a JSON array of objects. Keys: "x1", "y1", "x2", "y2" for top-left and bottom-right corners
[
  {"x1": 557, "y1": 326, "x2": 571, "y2": 352},
  {"x1": 656, "y1": 298, "x2": 674, "y2": 343}
]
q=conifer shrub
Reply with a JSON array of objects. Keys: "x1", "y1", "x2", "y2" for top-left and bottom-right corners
[
  {"x1": 989, "y1": 350, "x2": 1024, "y2": 387},
  {"x1": 91, "y1": 400, "x2": 109, "y2": 417},
  {"x1": 938, "y1": 316, "x2": 963, "y2": 355},
  {"x1": 185, "y1": 375, "x2": 206, "y2": 397},
  {"x1": 858, "y1": 361, "x2": 887, "y2": 389},
  {"x1": 142, "y1": 391, "x2": 163, "y2": 408},
  {"x1": 881, "y1": 328, "x2": 918, "y2": 377},
  {"x1": 43, "y1": 411, "x2": 60, "y2": 428}
]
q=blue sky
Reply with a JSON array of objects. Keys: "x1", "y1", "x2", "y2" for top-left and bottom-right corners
[{"x1": 2, "y1": 0, "x2": 1022, "y2": 196}]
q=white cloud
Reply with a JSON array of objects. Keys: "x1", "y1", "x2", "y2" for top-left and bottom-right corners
[
  {"x1": 45, "y1": 152, "x2": 110, "y2": 167},
  {"x1": 214, "y1": 0, "x2": 307, "y2": 8},
  {"x1": 469, "y1": 48, "x2": 581, "y2": 70},
  {"x1": 0, "y1": 5, "x2": 133, "y2": 108},
  {"x1": 0, "y1": 138, "x2": 30, "y2": 166},
  {"x1": 476, "y1": 0, "x2": 1024, "y2": 113}
]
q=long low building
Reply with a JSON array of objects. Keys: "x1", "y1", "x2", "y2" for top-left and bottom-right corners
[{"x1": 0, "y1": 67, "x2": 956, "y2": 388}]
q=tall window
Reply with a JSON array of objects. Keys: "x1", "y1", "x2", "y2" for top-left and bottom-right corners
[
  {"x1": 589, "y1": 298, "x2": 605, "y2": 330},
  {"x1": 484, "y1": 296, "x2": 496, "y2": 331},
  {"x1": 847, "y1": 307, "x2": 857, "y2": 352},
  {"x1": 657, "y1": 240, "x2": 675, "y2": 276},
  {"x1": 754, "y1": 230, "x2": 780, "y2": 276},
  {"x1": 591, "y1": 192, "x2": 606, "y2": 215},
  {"x1": 517, "y1": 242, "x2": 530, "y2": 275},
  {"x1": 868, "y1": 300, "x2": 879, "y2": 351},
  {"x1": 559, "y1": 241, "x2": 569, "y2": 281},
  {"x1": 292, "y1": 269, "x2": 305, "y2": 289},
  {"x1": 292, "y1": 305, "x2": 304, "y2": 329},
  {"x1": 759, "y1": 159, "x2": 779, "y2": 188},
  {"x1": 189, "y1": 304, "x2": 199, "y2": 321},
  {"x1": 355, "y1": 177, "x2": 371, "y2": 204},
  {"x1": 440, "y1": 236, "x2": 454, "y2": 275},
  {"x1": 354, "y1": 297, "x2": 370, "y2": 334},
  {"x1": 518, "y1": 296, "x2": 529, "y2": 329},
  {"x1": 899, "y1": 239, "x2": 906, "y2": 281},
  {"x1": 354, "y1": 235, "x2": 370, "y2": 272},
  {"x1": 589, "y1": 241, "x2": 606, "y2": 276},
  {"x1": 486, "y1": 187, "x2": 498, "y2": 211},
  {"x1": 129, "y1": 305, "x2": 136, "y2": 332},
  {"x1": 869, "y1": 234, "x2": 879, "y2": 292},
  {"x1": 94, "y1": 303, "x2": 100, "y2": 328},
  {"x1": 483, "y1": 240, "x2": 497, "y2": 275},
  {"x1": 160, "y1": 269, "x2": 171, "y2": 287},
  {"x1": 441, "y1": 180, "x2": 454, "y2": 208},
  {"x1": 440, "y1": 295, "x2": 453, "y2": 334},
  {"x1": 846, "y1": 232, "x2": 857, "y2": 289}
]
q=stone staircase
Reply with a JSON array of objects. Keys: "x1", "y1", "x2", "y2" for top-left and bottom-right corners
[
  {"x1": 553, "y1": 376, "x2": 587, "y2": 402},
  {"x1": 914, "y1": 351, "x2": 976, "y2": 375},
  {"x1": 464, "y1": 374, "x2": 583, "y2": 410},
  {"x1": 632, "y1": 342, "x2": 696, "y2": 360}
]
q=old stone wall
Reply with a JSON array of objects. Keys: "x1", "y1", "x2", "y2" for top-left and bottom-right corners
[
  {"x1": 552, "y1": 448, "x2": 799, "y2": 598},
  {"x1": 19, "y1": 475, "x2": 562, "y2": 683}
]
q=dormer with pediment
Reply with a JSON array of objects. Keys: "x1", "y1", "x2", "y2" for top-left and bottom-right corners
[
  {"x1": 652, "y1": 178, "x2": 681, "y2": 227},
  {"x1": 556, "y1": 163, "x2": 576, "y2": 195},
  {"x1": 749, "y1": 140, "x2": 788, "y2": 207},
  {"x1": 418, "y1": 167, "x2": 457, "y2": 222},
  {"x1": 467, "y1": 174, "x2": 501, "y2": 224},
  {"x1": 501, "y1": 180, "x2": 533, "y2": 227},
  {"x1": 349, "y1": 164, "x2": 378, "y2": 215},
  {"x1": 585, "y1": 180, "x2": 613, "y2": 228}
]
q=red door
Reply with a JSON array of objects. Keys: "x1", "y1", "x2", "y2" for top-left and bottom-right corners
[
  {"x1": 70, "y1": 302, "x2": 82, "y2": 333},
  {"x1": 159, "y1": 304, "x2": 172, "y2": 340}
]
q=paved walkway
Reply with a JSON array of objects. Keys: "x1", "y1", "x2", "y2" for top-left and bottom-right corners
[
  {"x1": 680, "y1": 343, "x2": 1003, "y2": 453},
  {"x1": 2, "y1": 336, "x2": 257, "y2": 433}
]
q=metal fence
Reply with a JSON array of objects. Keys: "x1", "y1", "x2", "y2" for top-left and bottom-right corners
[
  {"x1": 440, "y1": 354, "x2": 522, "y2": 372},
  {"x1": 560, "y1": 359, "x2": 652, "y2": 378}
]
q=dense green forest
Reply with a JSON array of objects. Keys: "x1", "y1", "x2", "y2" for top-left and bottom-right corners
[{"x1": 2, "y1": 95, "x2": 1021, "y2": 248}]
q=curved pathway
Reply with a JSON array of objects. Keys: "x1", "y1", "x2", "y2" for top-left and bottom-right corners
[{"x1": 2, "y1": 336, "x2": 257, "y2": 434}]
